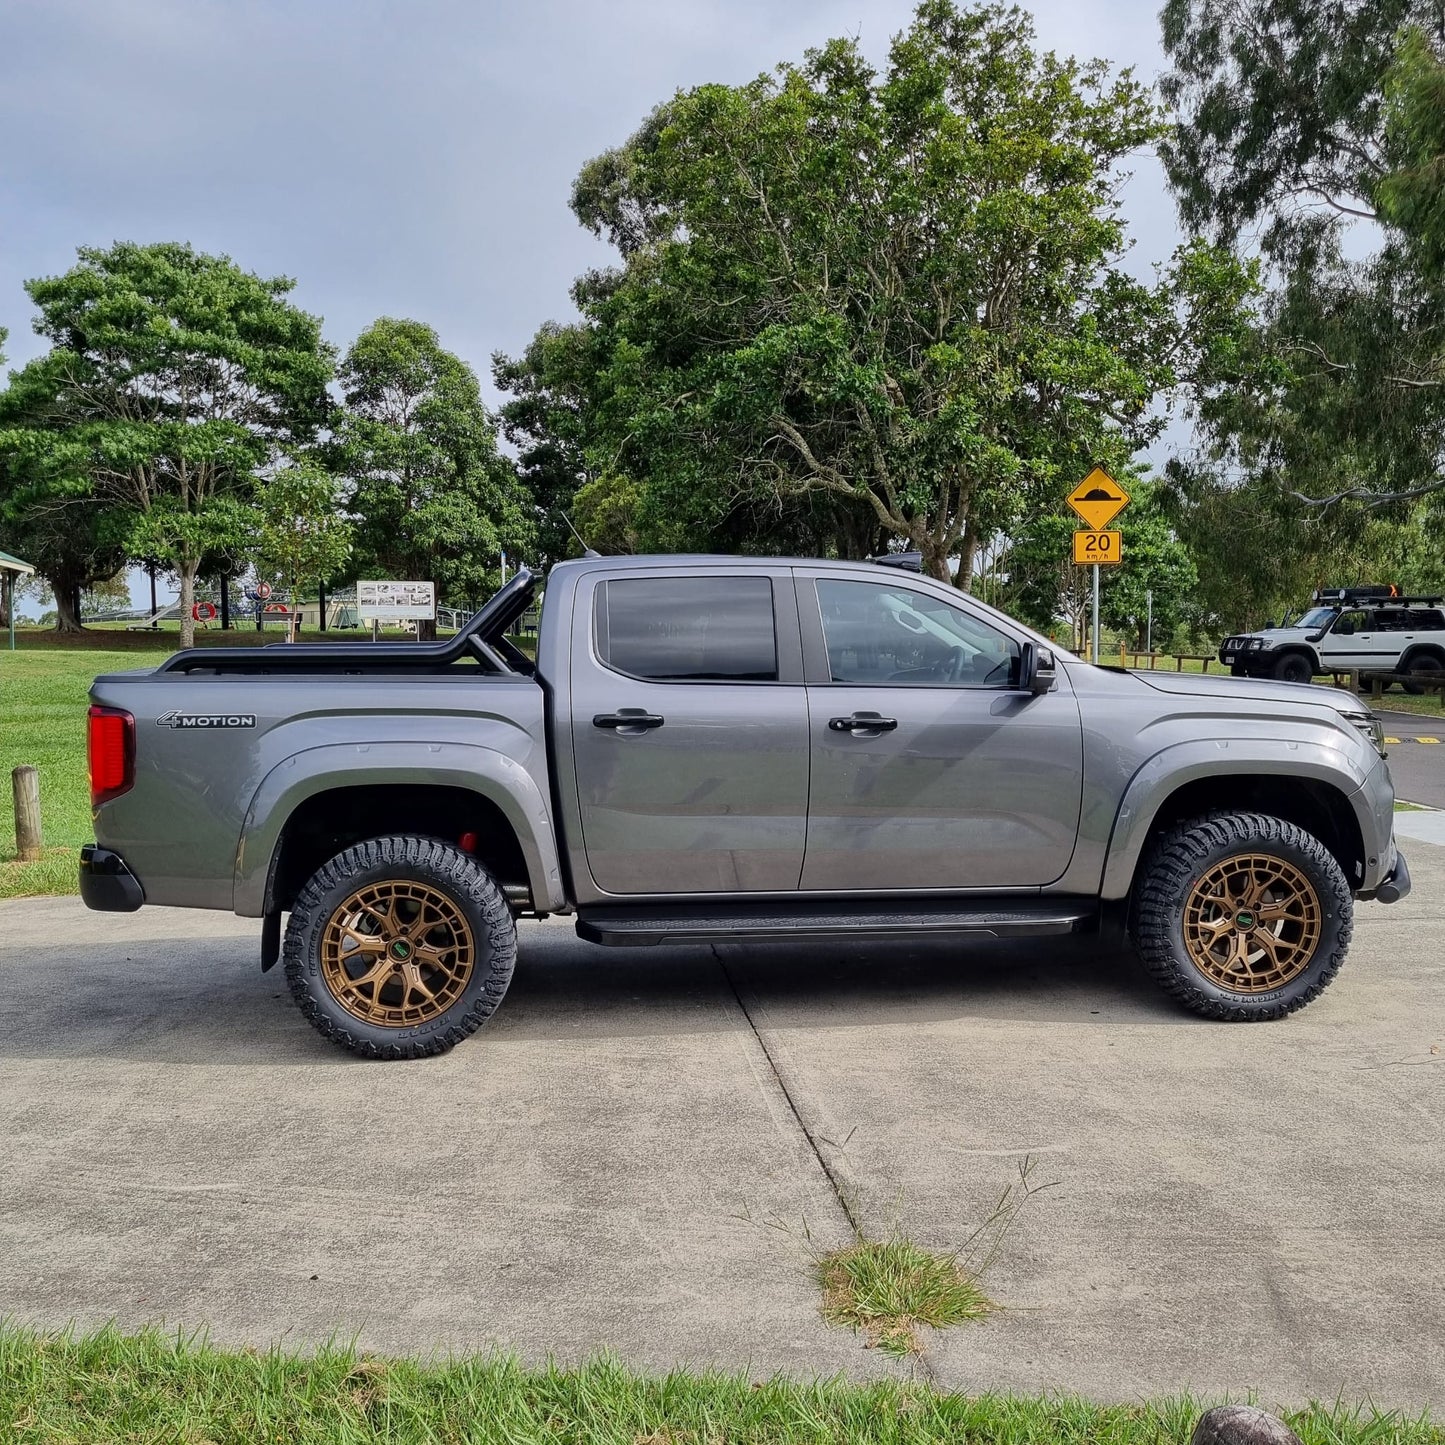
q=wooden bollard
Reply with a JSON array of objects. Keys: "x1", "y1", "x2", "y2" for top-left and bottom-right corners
[
  {"x1": 12, "y1": 765, "x2": 42, "y2": 861},
  {"x1": 1192, "y1": 1406, "x2": 1303, "y2": 1445}
]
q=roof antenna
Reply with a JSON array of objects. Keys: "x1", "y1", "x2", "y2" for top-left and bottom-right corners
[{"x1": 559, "y1": 512, "x2": 601, "y2": 559}]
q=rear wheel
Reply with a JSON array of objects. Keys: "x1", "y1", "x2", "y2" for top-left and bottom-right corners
[
  {"x1": 1271, "y1": 652, "x2": 1314, "y2": 684},
  {"x1": 1131, "y1": 812, "x2": 1352, "y2": 1020},
  {"x1": 283, "y1": 835, "x2": 516, "y2": 1058},
  {"x1": 1402, "y1": 652, "x2": 1443, "y2": 696}
]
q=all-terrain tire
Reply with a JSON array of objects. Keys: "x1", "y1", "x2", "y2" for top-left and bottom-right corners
[
  {"x1": 283, "y1": 835, "x2": 516, "y2": 1059},
  {"x1": 1131, "y1": 812, "x2": 1352, "y2": 1021},
  {"x1": 1271, "y1": 652, "x2": 1314, "y2": 684}
]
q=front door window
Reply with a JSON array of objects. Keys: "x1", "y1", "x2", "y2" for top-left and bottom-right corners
[{"x1": 815, "y1": 579, "x2": 1019, "y2": 687}]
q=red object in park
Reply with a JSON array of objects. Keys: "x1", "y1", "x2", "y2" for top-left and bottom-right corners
[
  {"x1": 87, "y1": 705, "x2": 135, "y2": 806},
  {"x1": 192, "y1": 601, "x2": 217, "y2": 622},
  {"x1": 254, "y1": 581, "x2": 273, "y2": 601}
]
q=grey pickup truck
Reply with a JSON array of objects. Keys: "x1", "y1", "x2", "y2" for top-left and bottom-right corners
[{"x1": 81, "y1": 554, "x2": 1411, "y2": 1058}]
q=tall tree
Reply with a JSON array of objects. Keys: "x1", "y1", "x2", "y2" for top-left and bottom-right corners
[
  {"x1": 333, "y1": 318, "x2": 531, "y2": 635},
  {"x1": 0, "y1": 351, "x2": 130, "y2": 632},
  {"x1": 254, "y1": 460, "x2": 353, "y2": 637},
  {"x1": 500, "y1": 0, "x2": 1251, "y2": 583},
  {"x1": 0, "y1": 243, "x2": 334, "y2": 647},
  {"x1": 1162, "y1": 1, "x2": 1445, "y2": 511}
]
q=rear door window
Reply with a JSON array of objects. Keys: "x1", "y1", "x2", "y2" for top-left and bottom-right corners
[{"x1": 596, "y1": 577, "x2": 779, "y2": 682}]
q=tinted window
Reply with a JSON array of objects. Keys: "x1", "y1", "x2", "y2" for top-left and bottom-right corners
[
  {"x1": 815, "y1": 580, "x2": 1018, "y2": 687},
  {"x1": 598, "y1": 577, "x2": 778, "y2": 682}
]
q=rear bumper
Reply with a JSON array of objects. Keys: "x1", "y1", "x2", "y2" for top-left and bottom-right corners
[{"x1": 79, "y1": 845, "x2": 145, "y2": 912}]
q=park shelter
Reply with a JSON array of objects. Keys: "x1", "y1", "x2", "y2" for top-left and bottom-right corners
[{"x1": 1, "y1": 548, "x2": 36, "y2": 650}]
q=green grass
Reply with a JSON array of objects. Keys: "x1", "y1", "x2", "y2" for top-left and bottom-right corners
[
  {"x1": 0, "y1": 649, "x2": 137, "y2": 898},
  {"x1": 1368, "y1": 691, "x2": 1445, "y2": 719},
  {"x1": 0, "y1": 1325, "x2": 1439, "y2": 1445},
  {"x1": 818, "y1": 1239, "x2": 993, "y2": 1357}
]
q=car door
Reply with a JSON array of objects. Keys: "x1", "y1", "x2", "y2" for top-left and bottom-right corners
[
  {"x1": 1320, "y1": 608, "x2": 1376, "y2": 668},
  {"x1": 797, "y1": 571, "x2": 1084, "y2": 891},
  {"x1": 569, "y1": 568, "x2": 809, "y2": 895}
]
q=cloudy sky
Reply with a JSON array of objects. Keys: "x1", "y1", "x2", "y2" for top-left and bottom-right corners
[
  {"x1": 1, "y1": 0, "x2": 1178, "y2": 382},
  {"x1": 0, "y1": 0, "x2": 1180, "y2": 609}
]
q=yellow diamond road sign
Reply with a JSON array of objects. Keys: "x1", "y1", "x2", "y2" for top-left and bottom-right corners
[{"x1": 1068, "y1": 467, "x2": 1130, "y2": 531}]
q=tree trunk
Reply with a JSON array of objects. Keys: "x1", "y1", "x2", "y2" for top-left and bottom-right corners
[
  {"x1": 954, "y1": 530, "x2": 980, "y2": 593},
  {"x1": 920, "y1": 537, "x2": 951, "y2": 584},
  {"x1": 179, "y1": 558, "x2": 197, "y2": 650},
  {"x1": 52, "y1": 579, "x2": 85, "y2": 633}
]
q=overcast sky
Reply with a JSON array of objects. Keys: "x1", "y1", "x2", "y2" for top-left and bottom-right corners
[{"x1": 0, "y1": 0, "x2": 1180, "y2": 610}]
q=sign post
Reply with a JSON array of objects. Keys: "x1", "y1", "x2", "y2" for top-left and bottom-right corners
[{"x1": 1067, "y1": 468, "x2": 1130, "y2": 663}]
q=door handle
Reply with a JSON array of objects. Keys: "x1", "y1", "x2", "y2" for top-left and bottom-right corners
[
  {"x1": 828, "y1": 714, "x2": 898, "y2": 733},
  {"x1": 593, "y1": 712, "x2": 665, "y2": 730}
]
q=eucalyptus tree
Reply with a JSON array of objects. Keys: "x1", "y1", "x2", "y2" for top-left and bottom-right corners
[{"x1": 1163, "y1": 1, "x2": 1445, "y2": 512}]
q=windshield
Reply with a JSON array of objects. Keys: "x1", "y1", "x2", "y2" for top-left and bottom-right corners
[{"x1": 1294, "y1": 607, "x2": 1337, "y2": 630}]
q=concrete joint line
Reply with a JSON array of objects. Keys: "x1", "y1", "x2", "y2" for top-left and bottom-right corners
[{"x1": 710, "y1": 945, "x2": 863, "y2": 1238}]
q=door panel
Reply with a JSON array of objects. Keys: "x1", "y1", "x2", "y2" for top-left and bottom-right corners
[
  {"x1": 570, "y1": 572, "x2": 809, "y2": 895},
  {"x1": 798, "y1": 575, "x2": 1084, "y2": 891}
]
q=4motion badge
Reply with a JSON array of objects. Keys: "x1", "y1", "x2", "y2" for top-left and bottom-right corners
[{"x1": 155, "y1": 711, "x2": 256, "y2": 729}]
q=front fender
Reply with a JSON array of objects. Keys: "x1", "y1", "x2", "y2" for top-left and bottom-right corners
[
  {"x1": 232, "y1": 741, "x2": 565, "y2": 916},
  {"x1": 1098, "y1": 737, "x2": 1376, "y2": 900}
]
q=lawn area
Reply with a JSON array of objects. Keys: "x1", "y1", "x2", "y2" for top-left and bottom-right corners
[
  {"x1": 1, "y1": 1325, "x2": 1439, "y2": 1445},
  {"x1": 0, "y1": 648, "x2": 145, "y2": 899}
]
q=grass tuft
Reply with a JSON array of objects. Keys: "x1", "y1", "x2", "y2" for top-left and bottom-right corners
[{"x1": 819, "y1": 1237, "x2": 994, "y2": 1356}]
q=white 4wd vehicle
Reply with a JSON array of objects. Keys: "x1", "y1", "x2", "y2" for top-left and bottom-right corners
[{"x1": 1220, "y1": 588, "x2": 1445, "y2": 691}]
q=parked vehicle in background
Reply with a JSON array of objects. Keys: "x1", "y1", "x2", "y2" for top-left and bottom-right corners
[
  {"x1": 1220, "y1": 587, "x2": 1445, "y2": 691},
  {"x1": 80, "y1": 556, "x2": 1408, "y2": 1058}
]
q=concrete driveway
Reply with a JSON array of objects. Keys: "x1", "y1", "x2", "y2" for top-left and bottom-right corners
[{"x1": 2, "y1": 843, "x2": 1442, "y2": 1408}]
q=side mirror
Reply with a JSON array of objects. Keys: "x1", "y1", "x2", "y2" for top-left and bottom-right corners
[
  {"x1": 1017, "y1": 642, "x2": 1056, "y2": 695},
  {"x1": 1334, "y1": 620, "x2": 1355, "y2": 636}
]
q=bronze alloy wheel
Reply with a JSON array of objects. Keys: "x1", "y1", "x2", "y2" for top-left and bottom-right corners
[
  {"x1": 1182, "y1": 852, "x2": 1323, "y2": 993},
  {"x1": 320, "y1": 879, "x2": 476, "y2": 1027}
]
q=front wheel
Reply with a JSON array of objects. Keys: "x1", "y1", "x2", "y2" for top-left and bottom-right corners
[
  {"x1": 1271, "y1": 652, "x2": 1314, "y2": 684},
  {"x1": 1130, "y1": 812, "x2": 1352, "y2": 1020},
  {"x1": 283, "y1": 836, "x2": 517, "y2": 1058}
]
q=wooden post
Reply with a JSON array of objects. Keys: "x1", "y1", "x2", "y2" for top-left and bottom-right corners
[
  {"x1": 219, "y1": 571, "x2": 230, "y2": 630},
  {"x1": 12, "y1": 765, "x2": 42, "y2": 861}
]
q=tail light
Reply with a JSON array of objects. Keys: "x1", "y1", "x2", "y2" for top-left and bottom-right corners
[{"x1": 88, "y1": 705, "x2": 135, "y2": 805}]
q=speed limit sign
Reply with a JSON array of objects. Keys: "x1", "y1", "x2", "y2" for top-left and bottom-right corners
[{"x1": 1072, "y1": 530, "x2": 1122, "y2": 566}]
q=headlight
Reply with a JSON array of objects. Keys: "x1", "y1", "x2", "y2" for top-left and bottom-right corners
[
  {"x1": 1249, "y1": 638, "x2": 1266, "y2": 650},
  {"x1": 1343, "y1": 711, "x2": 1386, "y2": 758}
]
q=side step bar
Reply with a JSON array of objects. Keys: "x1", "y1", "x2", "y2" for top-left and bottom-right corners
[{"x1": 575, "y1": 900, "x2": 1096, "y2": 947}]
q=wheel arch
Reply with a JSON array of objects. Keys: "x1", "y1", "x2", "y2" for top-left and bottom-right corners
[
  {"x1": 1100, "y1": 746, "x2": 1373, "y2": 901},
  {"x1": 234, "y1": 743, "x2": 566, "y2": 917},
  {"x1": 1398, "y1": 643, "x2": 1445, "y2": 671}
]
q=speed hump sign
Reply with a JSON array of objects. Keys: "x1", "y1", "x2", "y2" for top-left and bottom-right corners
[{"x1": 1073, "y1": 529, "x2": 1122, "y2": 565}]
